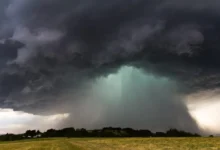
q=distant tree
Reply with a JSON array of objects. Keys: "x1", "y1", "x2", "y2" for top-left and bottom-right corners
[
  {"x1": 122, "y1": 128, "x2": 136, "y2": 137},
  {"x1": 0, "y1": 126, "x2": 202, "y2": 141},
  {"x1": 25, "y1": 130, "x2": 37, "y2": 138},
  {"x1": 36, "y1": 130, "x2": 42, "y2": 137},
  {"x1": 36, "y1": 130, "x2": 41, "y2": 135},
  {"x1": 138, "y1": 130, "x2": 153, "y2": 137},
  {"x1": 62, "y1": 127, "x2": 75, "y2": 137},
  {"x1": 90, "y1": 130, "x2": 101, "y2": 137},
  {"x1": 43, "y1": 129, "x2": 57, "y2": 137},
  {"x1": 80, "y1": 128, "x2": 89, "y2": 137},
  {"x1": 155, "y1": 132, "x2": 166, "y2": 137}
]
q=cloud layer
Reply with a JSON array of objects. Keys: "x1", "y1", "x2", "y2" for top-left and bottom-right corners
[{"x1": 0, "y1": 0, "x2": 220, "y2": 133}]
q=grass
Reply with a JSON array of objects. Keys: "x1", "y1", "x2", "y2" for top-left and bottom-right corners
[{"x1": 0, "y1": 137, "x2": 220, "y2": 150}]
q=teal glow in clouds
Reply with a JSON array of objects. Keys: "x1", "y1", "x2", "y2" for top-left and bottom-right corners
[{"x1": 57, "y1": 66, "x2": 199, "y2": 133}]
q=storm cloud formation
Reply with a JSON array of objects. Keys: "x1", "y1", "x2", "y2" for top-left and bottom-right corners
[{"x1": 0, "y1": 0, "x2": 220, "y2": 133}]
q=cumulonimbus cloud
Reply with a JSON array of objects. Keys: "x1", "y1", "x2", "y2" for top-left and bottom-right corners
[{"x1": 0, "y1": 0, "x2": 219, "y2": 133}]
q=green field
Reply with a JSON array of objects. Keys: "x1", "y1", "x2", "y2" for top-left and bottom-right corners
[{"x1": 0, "y1": 138, "x2": 219, "y2": 150}]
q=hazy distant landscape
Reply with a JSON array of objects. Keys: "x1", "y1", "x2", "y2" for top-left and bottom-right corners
[
  {"x1": 0, "y1": 127, "x2": 201, "y2": 141},
  {"x1": 1, "y1": 138, "x2": 220, "y2": 150}
]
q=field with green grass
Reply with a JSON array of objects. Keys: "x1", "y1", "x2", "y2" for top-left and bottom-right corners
[{"x1": 0, "y1": 138, "x2": 219, "y2": 150}]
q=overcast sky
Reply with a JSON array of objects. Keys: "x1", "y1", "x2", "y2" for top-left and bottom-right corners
[{"x1": 0, "y1": 0, "x2": 220, "y2": 134}]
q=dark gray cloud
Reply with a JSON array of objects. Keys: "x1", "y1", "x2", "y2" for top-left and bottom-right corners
[{"x1": 0, "y1": 0, "x2": 220, "y2": 133}]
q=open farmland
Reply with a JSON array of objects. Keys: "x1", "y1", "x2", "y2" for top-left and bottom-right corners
[{"x1": 0, "y1": 138, "x2": 220, "y2": 150}]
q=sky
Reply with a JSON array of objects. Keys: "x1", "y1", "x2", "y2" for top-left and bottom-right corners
[{"x1": 0, "y1": 0, "x2": 220, "y2": 135}]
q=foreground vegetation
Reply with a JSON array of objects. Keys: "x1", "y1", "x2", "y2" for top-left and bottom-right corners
[{"x1": 0, "y1": 137, "x2": 220, "y2": 150}]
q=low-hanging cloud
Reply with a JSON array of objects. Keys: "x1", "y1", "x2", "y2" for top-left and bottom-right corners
[{"x1": 0, "y1": 0, "x2": 220, "y2": 133}]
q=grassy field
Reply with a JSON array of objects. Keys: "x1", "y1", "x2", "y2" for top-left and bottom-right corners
[{"x1": 0, "y1": 138, "x2": 220, "y2": 150}]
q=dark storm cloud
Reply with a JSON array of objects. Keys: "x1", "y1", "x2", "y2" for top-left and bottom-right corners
[{"x1": 0, "y1": 0, "x2": 220, "y2": 132}]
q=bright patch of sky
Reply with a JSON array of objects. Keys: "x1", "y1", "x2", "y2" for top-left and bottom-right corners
[
  {"x1": 0, "y1": 109, "x2": 69, "y2": 134},
  {"x1": 186, "y1": 90, "x2": 220, "y2": 134}
]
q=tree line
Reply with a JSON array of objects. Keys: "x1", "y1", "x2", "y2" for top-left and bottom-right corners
[{"x1": 0, "y1": 127, "x2": 201, "y2": 141}]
